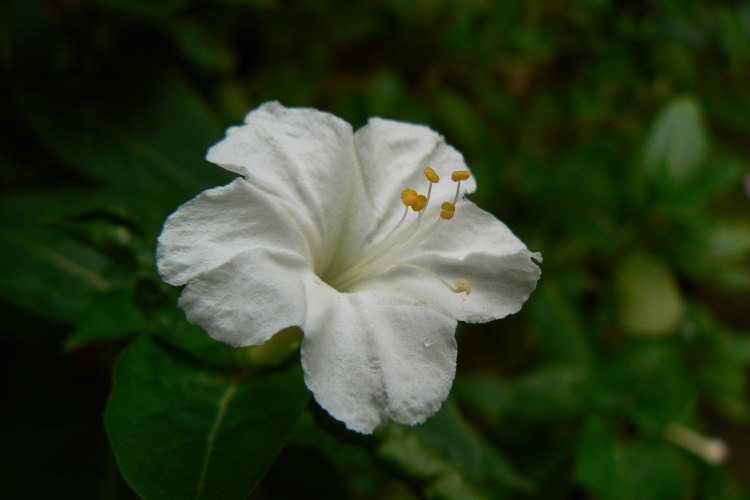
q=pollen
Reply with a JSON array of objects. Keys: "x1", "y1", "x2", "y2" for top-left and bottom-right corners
[
  {"x1": 411, "y1": 194, "x2": 428, "y2": 212},
  {"x1": 453, "y1": 278, "x2": 472, "y2": 295},
  {"x1": 440, "y1": 201, "x2": 456, "y2": 220},
  {"x1": 424, "y1": 166, "x2": 440, "y2": 183},
  {"x1": 401, "y1": 189, "x2": 419, "y2": 207},
  {"x1": 451, "y1": 170, "x2": 471, "y2": 182},
  {"x1": 329, "y1": 164, "x2": 474, "y2": 299}
]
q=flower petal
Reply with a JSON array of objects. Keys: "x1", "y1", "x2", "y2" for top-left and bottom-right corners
[
  {"x1": 353, "y1": 118, "x2": 477, "y2": 244},
  {"x1": 157, "y1": 178, "x2": 311, "y2": 286},
  {"x1": 179, "y1": 248, "x2": 311, "y2": 347},
  {"x1": 206, "y1": 102, "x2": 369, "y2": 275},
  {"x1": 300, "y1": 282, "x2": 457, "y2": 433},
  {"x1": 357, "y1": 202, "x2": 541, "y2": 323}
]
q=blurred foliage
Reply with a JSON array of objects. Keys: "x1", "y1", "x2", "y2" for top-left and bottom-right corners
[{"x1": 2, "y1": 0, "x2": 749, "y2": 498}]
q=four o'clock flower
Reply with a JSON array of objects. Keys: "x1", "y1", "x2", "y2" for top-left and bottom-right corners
[{"x1": 156, "y1": 102, "x2": 541, "y2": 433}]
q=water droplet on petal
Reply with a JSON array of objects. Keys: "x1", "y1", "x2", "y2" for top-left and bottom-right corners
[{"x1": 423, "y1": 338, "x2": 433, "y2": 348}]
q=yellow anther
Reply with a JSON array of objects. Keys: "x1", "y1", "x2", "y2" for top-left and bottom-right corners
[
  {"x1": 401, "y1": 189, "x2": 419, "y2": 207},
  {"x1": 440, "y1": 210, "x2": 455, "y2": 220},
  {"x1": 424, "y1": 166, "x2": 440, "y2": 183},
  {"x1": 451, "y1": 170, "x2": 471, "y2": 182},
  {"x1": 441, "y1": 201, "x2": 455, "y2": 212},
  {"x1": 411, "y1": 194, "x2": 428, "y2": 212},
  {"x1": 453, "y1": 278, "x2": 472, "y2": 295}
]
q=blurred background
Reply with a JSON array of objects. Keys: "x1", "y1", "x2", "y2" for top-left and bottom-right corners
[{"x1": 2, "y1": 0, "x2": 749, "y2": 498}]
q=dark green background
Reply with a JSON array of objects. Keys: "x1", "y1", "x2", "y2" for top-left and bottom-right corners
[{"x1": 2, "y1": 0, "x2": 749, "y2": 498}]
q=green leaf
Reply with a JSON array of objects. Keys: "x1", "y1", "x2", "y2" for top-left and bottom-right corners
[
  {"x1": 455, "y1": 366, "x2": 587, "y2": 425},
  {"x1": 288, "y1": 413, "x2": 404, "y2": 499},
  {"x1": 143, "y1": 291, "x2": 259, "y2": 370},
  {"x1": 643, "y1": 96, "x2": 707, "y2": 183},
  {"x1": 596, "y1": 344, "x2": 694, "y2": 432},
  {"x1": 0, "y1": 225, "x2": 110, "y2": 323},
  {"x1": 378, "y1": 424, "x2": 483, "y2": 500},
  {"x1": 529, "y1": 284, "x2": 592, "y2": 365},
  {"x1": 413, "y1": 402, "x2": 534, "y2": 495},
  {"x1": 169, "y1": 20, "x2": 238, "y2": 75},
  {"x1": 106, "y1": 337, "x2": 309, "y2": 499},
  {"x1": 64, "y1": 288, "x2": 146, "y2": 350},
  {"x1": 377, "y1": 401, "x2": 533, "y2": 498},
  {"x1": 690, "y1": 308, "x2": 750, "y2": 421},
  {"x1": 19, "y1": 72, "x2": 232, "y2": 233},
  {"x1": 435, "y1": 91, "x2": 482, "y2": 152},
  {"x1": 0, "y1": 189, "x2": 127, "y2": 323},
  {"x1": 574, "y1": 418, "x2": 690, "y2": 500},
  {"x1": 615, "y1": 252, "x2": 684, "y2": 337}
]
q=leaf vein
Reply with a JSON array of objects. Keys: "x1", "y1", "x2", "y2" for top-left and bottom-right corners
[{"x1": 195, "y1": 378, "x2": 240, "y2": 499}]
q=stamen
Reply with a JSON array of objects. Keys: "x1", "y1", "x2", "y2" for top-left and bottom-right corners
[
  {"x1": 451, "y1": 170, "x2": 471, "y2": 181},
  {"x1": 411, "y1": 194, "x2": 427, "y2": 212},
  {"x1": 328, "y1": 166, "x2": 474, "y2": 295},
  {"x1": 401, "y1": 189, "x2": 418, "y2": 207},
  {"x1": 330, "y1": 218, "x2": 442, "y2": 291},
  {"x1": 424, "y1": 166, "x2": 440, "y2": 183},
  {"x1": 377, "y1": 206, "x2": 409, "y2": 249},
  {"x1": 440, "y1": 200, "x2": 456, "y2": 220},
  {"x1": 386, "y1": 262, "x2": 472, "y2": 294}
]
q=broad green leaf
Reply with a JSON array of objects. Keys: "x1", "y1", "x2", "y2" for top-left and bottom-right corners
[
  {"x1": 693, "y1": 221, "x2": 750, "y2": 289},
  {"x1": 643, "y1": 96, "x2": 707, "y2": 183},
  {"x1": 287, "y1": 413, "x2": 408, "y2": 499},
  {"x1": 413, "y1": 402, "x2": 534, "y2": 495},
  {"x1": 574, "y1": 418, "x2": 690, "y2": 500},
  {"x1": 0, "y1": 225, "x2": 110, "y2": 323},
  {"x1": 595, "y1": 344, "x2": 694, "y2": 432},
  {"x1": 19, "y1": 72, "x2": 232, "y2": 233},
  {"x1": 529, "y1": 284, "x2": 592, "y2": 365},
  {"x1": 615, "y1": 252, "x2": 684, "y2": 337},
  {"x1": 0, "y1": 188, "x2": 113, "y2": 225},
  {"x1": 366, "y1": 70, "x2": 407, "y2": 118},
  {"x1": 169, "y1": 20, "x2": 237, "y2": 75},
  {"x1": 378, "y1": 424, "x2": 483, "y2": 500},
  {"x1": 455, "y1": 366, "x2": 587, "y2": 425},
  {"x1": 690, "y1": 308, "x2": 750, "y2": 421},
  {"x1": 703, "y1": 222, "x2": 750, "y2": 260},
  {"x1": 0, "y1": 189, "x2": 126, "y2": 323},
  {"x1": 106, "y1": 337, "x2": 309, "y2": 500},
  {"x1": 377, "y1": 401, "x2": 533, "y2": 498},
  {"x1": 64, "y1": 288, "x2": 146, "y2": 350},
  {"x1": 435, "y1": 91, "x2": 482, "y2": 152}
]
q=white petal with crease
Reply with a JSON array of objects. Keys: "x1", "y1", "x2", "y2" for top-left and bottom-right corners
[
  {"x1": 355, "y1": 202, "x2": 541, "y2": 322},
  {"x1": 206, "y1": 102, "x2": 370, "y2": 274},
  {"x1": 157, "y1": 178, "x2": 311, "y2": 286},
  {"x1": 301, "y1": 282, "x2": 457, "y2": 434},
  {"x1": 179, "y1": 248, "x2": 310, "y2": 347}
]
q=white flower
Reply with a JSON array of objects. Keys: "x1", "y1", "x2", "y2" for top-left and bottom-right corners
[{"x1": 157, "y1": 102, "x2": 541, "y2": 433}]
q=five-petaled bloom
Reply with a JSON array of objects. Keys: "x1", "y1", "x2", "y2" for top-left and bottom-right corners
[{"x1": 157, "y1": 103, "x2": 541, "y2": 433}]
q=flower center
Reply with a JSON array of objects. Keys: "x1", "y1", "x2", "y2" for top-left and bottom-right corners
[{"x1": 327, "y1": 167, "x2": 473, "y2": 295}]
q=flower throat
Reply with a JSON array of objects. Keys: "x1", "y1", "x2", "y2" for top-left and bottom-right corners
[{"x1": 327, "y1": 167, "x2": 472, "y2": 295}]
